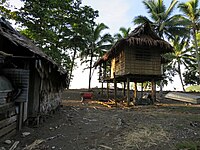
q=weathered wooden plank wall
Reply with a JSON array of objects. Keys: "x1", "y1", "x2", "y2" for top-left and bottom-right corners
[
  {"x1": 0, "y1": 103, "x2": 17, "y2": 141},
  {"x1": 34, "y1": 60, "x2": 64, "y2": 117}
]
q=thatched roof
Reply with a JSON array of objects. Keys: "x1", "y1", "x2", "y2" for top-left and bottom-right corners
[
  {"x1": 0, "y1": 17, "x2": 66, "y2": 74},
  {"x1": 94, "y1": 22, "x2": 173, "y2": 67}
]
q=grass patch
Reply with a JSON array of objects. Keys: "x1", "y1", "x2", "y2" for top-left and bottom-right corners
[
  {"x1": 118, "y1": 125, "x2": 169, "y2": 150},
  {"x1": 176, "y1": 141, "x2": 200, "y2": 150}
]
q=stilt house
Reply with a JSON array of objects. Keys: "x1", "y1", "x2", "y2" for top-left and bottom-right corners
[
  {"x1": 0, "y1": 18, "x2": 68, "y2": 140},
  {"x1": 94, "y1": 23, "x2": 173, "y2": 105}
]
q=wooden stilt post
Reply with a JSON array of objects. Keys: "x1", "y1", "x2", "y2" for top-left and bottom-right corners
[
  {"x1": 114, "y1": 73, "x2": 117, "y2": 106},
  {"x1": 107, "y1": 82, "x2": 110, "y2": 99},
  {"x1": 151, "y1": 80, "x2": 156, "y2": 104},
  {"x1": 123, "y1": 82, "x2": 126, "y2": 97},
  {"x1": 134, "y1": 82, "x2": 137, "y2": 100},
  {"x1": 141, "y1": 82, "x2": 143, "y2": 98},
  {"x1": 127, "y1": 77, "x2": 130, "y2": 106},
  {"x1": 101, "y1": 82, "x2": 103, "y2": 96}
]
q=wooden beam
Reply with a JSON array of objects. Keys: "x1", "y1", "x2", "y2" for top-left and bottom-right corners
[
  {"x1": 0, "y1": 129, "x2": 16, "y2": 143},
  {"x1": 151, "y1": 80, "x2": 156, "y2": 104},
  {"x1": 0, "y1": 103, "x2": 14, "y2": 113},
  {"x1": 107, "y1": 82, "x2": 110, "y2": 99},
  {"x1": 101, "y1": 82, "x2": 103, "y2": 96},
  {"x1": 134, "y1": 82, "x2": 138, "y2": 101},
  {"x1": 114, "y1": 73, "x2": 117, "y2": 106},
  {"x1": 127, "y1": 77, "x2": 130, "y2": 106},
  {"x1": 123, "y1": 82, "x2": 126, "y2": 96},
  {"x1": 18, "y1": 102, "x2": 23, "y2": 131},
  {"x1": 0, "y1": 122, "x2": 16, "y2": 137},
  {"x1": 0, "y1": 115, "x2": 17, "y2": 129},
  {"x1": 141, "y1": 82, "x2": 143, "y2": 98}
]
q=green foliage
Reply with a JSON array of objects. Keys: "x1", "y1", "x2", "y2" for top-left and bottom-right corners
[
  {"x1": 197, "y1": 32, "x2": 200, "y2": 47},
  {"x1": 80, "y1": 23, "x2": 113, "y2": 61},
  {"x1": 0, "y1": 0, "x2": 99, "y2": 87},
  {"x1": 165, "y1": 36, "x2": 197, "y2": 90},
  {"x1": 0, "y1": 0, "x2": 17, "y2": 19},
  {"x1": 114, "y1": 27, "x2": 131, "y2": 40},
  {"x1": 133, "y1": 0, "x2": 189, "y2": 39},
  {"x1": 186, "y1": 85, "x2": 200, "y2": 92},
  {"x1": 176, "y1": 141, "x2": 200, "y2": 150},
  {"x1": 183, "y1": 66, "x2": 200, "y2": 85},
  {"x1": 178, "y1": 0, "x2": 200, "y2": 80},
  {"x1": 80, "y1": 23, "x2": 113, "y2": 89}
]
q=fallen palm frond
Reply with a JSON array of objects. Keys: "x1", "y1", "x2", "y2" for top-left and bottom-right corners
[{"x1": 90, "y1": 99, "x2": 116, "y2": 108}]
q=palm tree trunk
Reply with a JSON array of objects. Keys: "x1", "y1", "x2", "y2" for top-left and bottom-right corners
[
  {"x1": 178, "y1": 62, "x2": 185, "y2": 92},
  {"x1": 68, "y1": 48, "x2": 77, "y2": 88},
  {"x1": 88, "y1": 49, "x2": 93, "y2": 90},
  {"x1": 193, "y1": 28, "x2": 200, "y2": 81}
]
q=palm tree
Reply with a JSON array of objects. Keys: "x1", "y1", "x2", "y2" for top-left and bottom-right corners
[
  {"x1": 178, "y1": 0, "x2": 200, "y2": 79},
  {"x1": 165, "y1": 36, "x2": 196, "y2": 91},
  {"x1": 133, "y1": 0, "x2": 190, "y2": 95},
  {"x1": 133, "y1": 0, "x2": 188, "y2": 39},
  {"x1": 114, "y1": 27, "x2": 131, "y2": 40},
  {"x1": 80, "y1": 23, "x2": 113, "y2": 89}
]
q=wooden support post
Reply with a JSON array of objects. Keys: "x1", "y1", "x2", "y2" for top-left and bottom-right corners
[
  {"x1": 151, "y1": 80, "x2": 156, "y2": 104},
  {"x1": 134, "y1": 82, "x2": 137, "y2": 101},
  {"x1": 123, "y1": 82, "x2": 126, "y2": 96},
  {"x1": 127, "y1": 78, "x2": 130, "y2": 106},
  {"x1": 18, "y1": 102, "x2": 23, "y2": 131},
  {"x1": 107, "y1": 82, "x2": 110, "y2": 99},
  {"x1": 101, "y1": 82, "x2": 103, "y2": 96},
  {"x1": 103, "y1": 62, "x2": 107, "y2": 78},
  {"x1": 141, "y1": 82, "x2": 143, "y2": 98},
  {"x1": 114, "y1": 74, "x2": 117, "y2": 106}
]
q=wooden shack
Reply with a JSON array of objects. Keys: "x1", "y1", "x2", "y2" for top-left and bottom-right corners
[
  {"x1": 94, "y1": 23, "x2": 173, "y2": 105},
  {"x1": 0, "y1": 18, "x2": 68, "y2": 140}
]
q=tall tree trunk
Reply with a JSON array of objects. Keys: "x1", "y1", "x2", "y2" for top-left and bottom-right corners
[
  {"x1": 68, "y1": 48, "x2": 77, "y2": 88},
  {"x1": 178, "y1": 62, "x2": 185, "y2": 92},
  {"x1": 88, "y1": 49, "x2": 93, "y2": 90},
  {"x1": 193, "y1": 28, "x2": 200, "y2": 82}
]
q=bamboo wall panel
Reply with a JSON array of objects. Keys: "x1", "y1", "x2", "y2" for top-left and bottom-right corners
[
  {"x1": 110, "y1": 47, "x2": 162, "y2": 78},
  {"x1": 115, "y1": 50, "x2": 125, "y2": 76},
  {"x1": 124, "y1": 48, "x2": 161, "y2": 75}
]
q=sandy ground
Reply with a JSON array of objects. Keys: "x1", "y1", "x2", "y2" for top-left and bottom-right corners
[{"x1": 1, "y1": 89, "x2": 200, "y2": 150}]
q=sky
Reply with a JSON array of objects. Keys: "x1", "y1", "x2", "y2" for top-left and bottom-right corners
[{"x1": 9, "y1": 0, "x2": 198, "y2": 90}]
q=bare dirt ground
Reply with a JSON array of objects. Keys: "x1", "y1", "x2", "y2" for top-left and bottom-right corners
[{"x1": 1, "y1": 89, "x2": 200, "y2": 150}]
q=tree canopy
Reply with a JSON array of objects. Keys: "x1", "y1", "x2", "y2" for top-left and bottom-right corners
[
  {"x1": 133, "y1": 0, "x2": 189, "y2": 39},
  {"x1": 0, "y1": 0, "x2": 99, "y2": 88}
]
